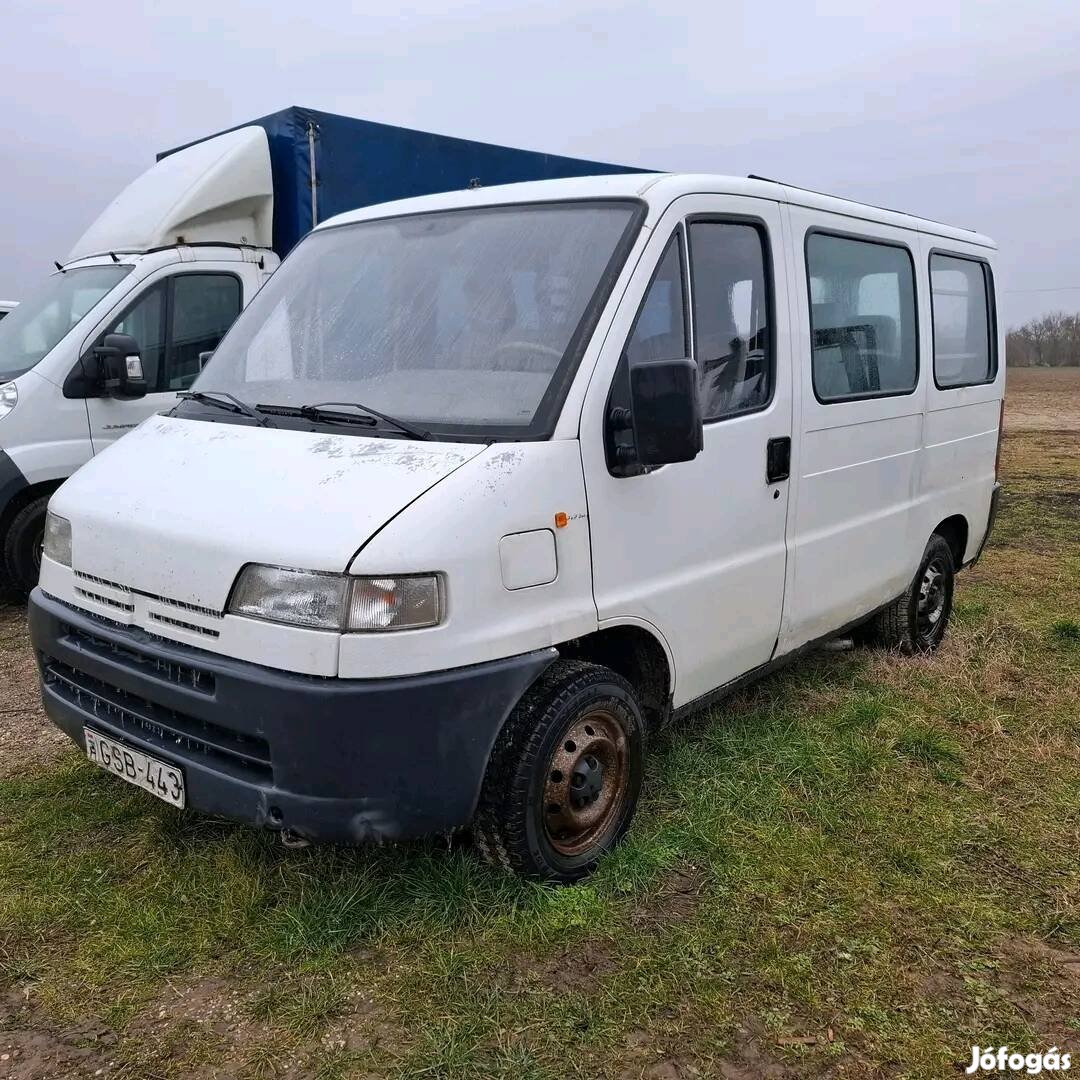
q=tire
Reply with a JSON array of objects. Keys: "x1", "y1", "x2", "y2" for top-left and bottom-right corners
[
  {"x1": 2, "y1": 495, "x2": 49, "y2": 596},
  {"x1": 869, "y1": 534, "x2": 955, "y2": 654},
  {"x1": 473, "y1": 659, "x2": 645, "y2": 883}
]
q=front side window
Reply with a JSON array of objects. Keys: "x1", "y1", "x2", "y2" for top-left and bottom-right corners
[
  {"x1": 194, "y1": 202, "x2": 640, "y2": 438},
  {"x1": 609, "y1": 233, "x2": 688, "y2": 471},
  {"x1": 930, "y1": 254, "x2": 994, "y2": 388},
  {"x1": 103, "y1": 284, "x2": 167, "y2": 390},
  {"x1": 624, "y1": 233, "x2": 687, "y2": 365},
  {"x1": 689, "y1": 221, "x2": 771, "y2": 421},
  {"x1": 167, "y1": 274, "x2": 242, "y2": 390},
  {"x1": 0, "y1": 264, "x2": 132, "y2": 381},
  {"x1": 807, "y1": 233, "x2": 918, "y2": 402},
  {"x1": 96, "y1": 274, "x2": 242, "y2": 393}
]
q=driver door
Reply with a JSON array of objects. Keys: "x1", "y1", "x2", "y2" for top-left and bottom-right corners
[
  {"x1": 581, "y1": 195, "x2": 794, "y2": 708},
  {"x1": 86, "y1": 271, "x2": 243, "y2": 453}
]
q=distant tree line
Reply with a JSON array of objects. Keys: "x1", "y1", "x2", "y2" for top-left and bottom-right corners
[{"x1": 1006, "y1": 312, "x2": 1080, "y2": 367}]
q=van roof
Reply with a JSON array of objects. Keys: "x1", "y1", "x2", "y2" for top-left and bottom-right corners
[{"x1": 318, "y1": 172, "x2": 996, "y2": 249}]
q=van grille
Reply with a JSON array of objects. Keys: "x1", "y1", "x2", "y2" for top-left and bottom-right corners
[
  {"x1": 73, "y1": 571, "x2": 224, "y2": 620},
  {"x1": 74, "y1": 587, "x2": 135, "y2": 613},
  {"x1": 61, "y1": 621, "x2": 216, "y2": 694},
  {"x1": 148, "y1": 612, "x2": 221, "y2": 639},
  {"x1": 43, "y1": 657, "x2": 270, "y2": 782}
]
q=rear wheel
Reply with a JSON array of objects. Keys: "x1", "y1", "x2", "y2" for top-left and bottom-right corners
[
  {"x1": 868, "y1": 534, "x2": 955, "y2": 653},
  {"x1": 2, "y1": 495, "x2": 49, "y2": 596},
  {"x1": 474, "y1": 659, "x2": 645, "y2": 883}
]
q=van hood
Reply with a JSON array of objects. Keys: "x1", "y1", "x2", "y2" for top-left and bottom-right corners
[{"x1": 52, "y1": 415, "x2": 484, "y2": 610}]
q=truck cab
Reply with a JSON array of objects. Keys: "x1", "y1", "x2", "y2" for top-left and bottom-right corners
[
  {"x1": 0, "y1": 128, "x2": 277, "y2": 592},
  {"x1": 29, "y1": 174, "x2": 1003, "y2": 881}
]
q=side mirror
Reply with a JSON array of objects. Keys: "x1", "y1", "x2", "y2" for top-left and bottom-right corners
[
  {"x1": 94, "y1": 333, "x2": 147, "y2": 399},
  {"x1": 198, "y1": 350, "x2": 214, "y2": 370},
  {"x1": 620, "y1": 357, "x2": 703, "y2": 468}
]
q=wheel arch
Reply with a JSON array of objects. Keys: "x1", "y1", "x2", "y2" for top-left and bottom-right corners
[
  {"x1": 0, "y1": 478, "x2": 64, "y2": 545},
  {"x1": 932, "y1": 514, "x2": 969, "y2": 568},
  {"x1": 557, "y1": 620, "x2": 674, "y2": 729}
]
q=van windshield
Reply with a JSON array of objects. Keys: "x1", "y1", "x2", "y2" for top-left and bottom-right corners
[
  {"x1": 196, "y1": 201, "x2": 640, "y2": 438},
  {"x1": 0, "y1": 264, "x2": 132, "y2": 381}
]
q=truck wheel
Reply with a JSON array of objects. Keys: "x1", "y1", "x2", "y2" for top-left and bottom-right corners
[
  {"x1": 869, "y1": 534, "x2": 955, "y2": 654},
  {"x1": 3, "y1": 495, "x2": 50, "y2": 596},
  {"x1": 474, "y1": 659, "x2": 645, "y2": 883}
]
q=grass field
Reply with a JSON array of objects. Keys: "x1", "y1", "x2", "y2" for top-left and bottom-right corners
[{"x1": 1, "y1": 370, "x2": 1077, "y2": 1079}]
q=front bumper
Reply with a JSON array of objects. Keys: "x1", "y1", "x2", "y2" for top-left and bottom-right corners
[{"x1": 29, "y1": 588, "x2": 555, "y2": 842}]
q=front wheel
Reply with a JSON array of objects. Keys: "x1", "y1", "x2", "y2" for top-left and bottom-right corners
[
  {"x1": 868, "y1": 534, "x2": 956, "y2": 653},
  {"x1": 473, "y1": 659, "x2": 645, "y2": 883},
  {"x1": 2, "y1": 495, "x2": 50, "y2": 596}
]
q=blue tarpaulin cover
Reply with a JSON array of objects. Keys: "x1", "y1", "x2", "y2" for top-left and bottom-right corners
[{"x1": 160, "y1": 106, "x2": 651, "y2": 258}]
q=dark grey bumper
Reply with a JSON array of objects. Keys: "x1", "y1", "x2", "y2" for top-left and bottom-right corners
[{"x1": 28, "y1": 588, "x2": 555, "y2": 843}]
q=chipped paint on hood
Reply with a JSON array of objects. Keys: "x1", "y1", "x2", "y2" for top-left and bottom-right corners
[{"x1": 50, "y1": 415, "x2": 485, "y2": 610}]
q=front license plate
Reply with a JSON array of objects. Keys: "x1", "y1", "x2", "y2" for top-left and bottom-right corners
[{"x1": 84, "y1": 728, "x2": 186, "y2": 809}]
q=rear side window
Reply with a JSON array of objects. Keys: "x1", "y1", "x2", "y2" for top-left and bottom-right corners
[
  {"x1": 689, "y1": 222, "x2": 771, "y2": 421},
  {"x1": 807, "y1": 233, "x2": 918, "y2": 402},
  {"x1": 930, "y1": 254, "x2": 994, "y2": 388}
]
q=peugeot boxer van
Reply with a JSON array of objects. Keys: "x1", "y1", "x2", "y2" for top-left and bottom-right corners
[{"x1": 29, "y1": 174, "x2": 1003, "y2": 882}]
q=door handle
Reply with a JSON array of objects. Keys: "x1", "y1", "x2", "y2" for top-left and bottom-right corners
[{"x1": 766, "y1": 437, "x2": 791, "y2": 484}]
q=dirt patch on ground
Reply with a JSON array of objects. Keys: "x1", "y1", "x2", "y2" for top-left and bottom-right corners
[
  {"x1": 631, "y1": 865, "x2": 709, "y2": 931},
  {"x1": 1005, "y1": 367, "x2": 1080, "y2": 432},
  {"x1": 0, "y1": 986, "x2": 114, "y2": 1080},
  {"x1": 614, "y1": 1016, "x2": 846, "y2": 1080},
  {"x1": 511, "y1": 939, "x2": 619, "y2": 995},
  {"x1": 993, "y1": 936, "x2": 1080, "y2": 1041},
  {"x1": 0, "y1": 603, "x2": 67, "y2": 781}
]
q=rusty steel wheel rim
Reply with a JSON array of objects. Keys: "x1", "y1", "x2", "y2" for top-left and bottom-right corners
[{"x1": 542, "y1": 708, "x2": 629, "y2": 857}]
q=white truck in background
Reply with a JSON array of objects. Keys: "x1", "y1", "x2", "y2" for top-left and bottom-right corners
[
  {"x1": 0, "y1": 106, "x2": 643, "y2": 594},
  {"x1": 0, "y1": 126, "x2": 277, "y2": 594}
]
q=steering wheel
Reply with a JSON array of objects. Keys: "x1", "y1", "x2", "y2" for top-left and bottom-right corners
[{"x1": 490, "y1": 340, "x2": 563, "y2": 372}]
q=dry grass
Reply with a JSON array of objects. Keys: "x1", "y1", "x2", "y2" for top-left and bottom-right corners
[{"x1": 1005, "y1": 366, "x2": 1080, "y2": 432}]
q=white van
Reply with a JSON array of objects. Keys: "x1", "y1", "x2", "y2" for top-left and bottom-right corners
[{"x1": 30, "y1": 174, "x2": 1003, "y2": 881}]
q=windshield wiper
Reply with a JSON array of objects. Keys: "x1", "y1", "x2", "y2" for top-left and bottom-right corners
[
  {"x1": 178, "y1": 390, "x2": 269, "y2": 426},
  {"x1": 261, "y1": 401, "x2": 431, "y2": 441}
]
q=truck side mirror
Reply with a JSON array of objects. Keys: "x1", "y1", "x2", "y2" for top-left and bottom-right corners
[
  {"x1": 94, "y1": 333, "x2": 148, "y2": 400},
  {"x1": 198, "y1": 350, "x2": 214, "y2": 370},
  {"x1": 623, "y1": 357, "x2": 703, "y2": 468}
]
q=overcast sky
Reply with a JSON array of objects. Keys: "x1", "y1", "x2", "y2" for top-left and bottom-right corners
[{"x1": 2, "y1": 0, "x2": 1078, "y2": 326}]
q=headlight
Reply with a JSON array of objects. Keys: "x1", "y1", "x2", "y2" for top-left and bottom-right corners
[
  {"x1": 228, "y1": 565, "x2": 443, "y2": 632},
  {"x1": 0, "y1": 381, "x2": 17, "y2": 420},
  {"x1": 43, "y1": 511, "x2": 72, "y2": 567}
]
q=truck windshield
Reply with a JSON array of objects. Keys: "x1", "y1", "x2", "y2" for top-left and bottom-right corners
[
  {"x1": 0, "y1": 264, "x2": 132, "y2": 381},
  {"x1": 197, "y1": 201, "x2": 640, "y2": 438}
]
